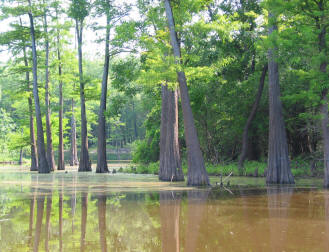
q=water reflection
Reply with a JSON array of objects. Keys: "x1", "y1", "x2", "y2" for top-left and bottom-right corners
[
  {"x1": 1, "y1": 174, "x2": 329, "y2": 251},
  {"x1": 267, "y1": 186, "x2": 293, "y2": 252},
  {"x1": 159, "y1": 191, "x2": 181, "y2": 252}
]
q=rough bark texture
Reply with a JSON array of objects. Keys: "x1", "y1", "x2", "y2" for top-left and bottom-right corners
[
  {"x1": 96, "y1": 14, "x2": 110, "y2": 173},
  {"x1": 321, "y1": 88, "x2": 329, "y2": 188},
  {"x1": 164, "y1": 0, "x2": 209, "y2": 186},
  {"x1": 70, "y1": 98, "x2": 79, "y2": 166},
  {"x1": 159, "y1": 85, "x2": 184, "y2": 181},
  {"x1": 97, "y1": 195, "x2": 107, "y2": 252},
  {"x1": 28, "y1": 3, "x2": 50, "y2": 173},
  {"x1": 317, "y1": 10, "x2": 329, "y2": 187},
  {"x1": 266, "y1": 13, "x2": 294, "y2": 184},
  {"x1": 57, "y1": 31, "x2": 65, "y2": 171},
  {"x1": 238, "y1": 64, "x2": 268, "y2": 173},
  {"x1": 22, "y1": 35, "x2": 38, "y2": 171},
  {"x1": 76, "y1": 20, "x2": 91, "y2": 172},
  {"x1": 43, "y1": 12, "x2": 56, "y2": 172},
  {"x1": 160, "y1": 191, "x2": 181, "y2": 252}
]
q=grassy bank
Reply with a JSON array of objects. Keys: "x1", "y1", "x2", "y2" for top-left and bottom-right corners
[{"x1": 123, "y1": 158, "x2": 323, "y2": 178}]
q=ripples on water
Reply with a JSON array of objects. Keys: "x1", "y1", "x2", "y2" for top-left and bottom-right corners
[{"x1": 0, "y1": 169, "x2": 328, "y2": 251}]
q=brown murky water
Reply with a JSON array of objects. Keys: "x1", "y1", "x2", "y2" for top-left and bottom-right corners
[{"x1": 0, "y1": 167, "x2": 328, "y2": 251}]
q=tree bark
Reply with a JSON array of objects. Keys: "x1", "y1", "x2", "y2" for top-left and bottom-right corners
[
  {"x1": 43, "y1": 8, "x2": 56, "y2": 172},
  {"x1": 159, "y1": 85, "x2": 184, "y2": 181},
  {"x1": 21, "y1": 24, "x2": 38, "y2": 172},
  {"x1": 238, "y1": 64, "x2": 268, "y2": 173},
  {"x1": 96, "y1": 13, "x2": 110, "y2": 173},
  {"x1": 70, "y1": 97, "x2": 79, "y2": 166},
  {"x1": 28, "y1": 1, "x2": 50, "y2": 173},
  {"x1": 76, "y1": 20, "x2": 91, "y2": 172},
  {"x1": 316, "y1": 3, "x2": 329, "y2": 187},
  {"x1": 164, "y1": 0, "x2": 209, "y2": 186},
  {"x1": 57, "y1": 22, "x2": 65, "y2": 171},
  {"x1": 266, "y1": 13, "x2": 294, "y2": 184}
]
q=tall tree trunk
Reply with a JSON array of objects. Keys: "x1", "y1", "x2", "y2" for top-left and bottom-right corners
[
  {"x1": 238, "y1": 64, "x2": 268, "y2": 173},
  {"x1": 19, "y1": 147, "x2": 23, "y2": 165},
  {"x1": 164, "y1": 0, "x2": 209, "y2": 186},
  {"x1": 29, "y1": 92, "x2": 38, "y2": 171},
  {"x1": 318, "y1": 21, "x2": 328, "y2": 187},
  {"x1": 159, "y1": 85, "x2": 184, "y2": 181},
  {"x1": 76, "y1": 20, "x2": 91, "y2": 172},
  {"x1": 96, "y1": 13, "x2": 110, "y2": 173},
  {"x1": 43, "y1": 10, "x2": 56, "y2": 171},
  {"x1": 21, "y1": 24, "x2": 38, "y2": 172},
  {"x1": 70, "y1": 97, "x2": 79, "y2": 166},
  {"x1": 57, "y1": 23, "x2": 65, "y2": 171},
  {"x1": 28, "y1": 1, "x2": 50, "y2": 173},
  {"x1": 97, "y1": 195, "x2": 107, "y2": 252},
  {"x1": 266, "y1": 13, "x2": 294, "y2": 184},
  {"x1": 133, "y1": 101, "x2": 138, "y2": 139}
]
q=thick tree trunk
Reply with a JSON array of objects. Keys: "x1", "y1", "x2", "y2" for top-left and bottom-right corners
[
  {"x1": 164, "y1": 0, "x2": 209, "y2": 186},
  {"x1": 266, "y1": 13, "x2": 294, "y2": 184},
  {"x1": 97, "y1": 195, "x2": 107, "y2": 252},
  {"x1": 76, "y1": 20, "x2": 91, "y2": 172},
  {"x1": 238, "y1": 64, "x2": 268, "y2": 173},
  {"x1": 29, "y1": 93, "x2": 38, "y2": 171},
  {"x1": 321, "y1": 90, "x2": 329, "y2": 188},
  {"x1": 57, "y1": 35, "x2": 65, "y2": 171},
  {"x1": 317, "y1": 17, "x2": 329, "y2": 187},
  {"x1": 43, "y1": 11, "x2": 56, "y2": 172},
  {"x1": 159, "y1": 85, "x2": 184, "y2": 181},
  {"x1": 22, "y1": 36, "x2": 38, "y2": 171},
  {"x1": 70, "y1": 98, "x2": 79, "y2": 166},
  {"x1": 96, "y1": 14, "x2": 110, "y2": 173},
  {"x1": 28, "y1": 2, "x2": 50, "y2": 173}
]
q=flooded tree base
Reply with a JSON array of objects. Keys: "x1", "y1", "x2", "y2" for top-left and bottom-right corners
[{"x1": 0, "y1": 167, "x2": 328, "y2": 251}]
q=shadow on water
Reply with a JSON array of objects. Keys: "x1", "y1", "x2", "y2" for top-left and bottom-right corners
[{"x1": 1, "y1": 171, "x2": 329, "y2": 251}]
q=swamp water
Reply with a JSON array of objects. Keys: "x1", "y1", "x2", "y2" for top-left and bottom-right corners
[{"x1": 0, "y1": 167, "x2": 328, "y2": 251}]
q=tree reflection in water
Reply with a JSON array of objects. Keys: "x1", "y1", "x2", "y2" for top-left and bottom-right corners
[
  {"x1": 267, "y1": 186, "x2": 293, "y2": 252},
  {"x1": 185, "y1": 190, "x2": 209, "y2": 252},
  {"x1": 159, "y1": 191, "x2": 181, "y2": 252}
]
